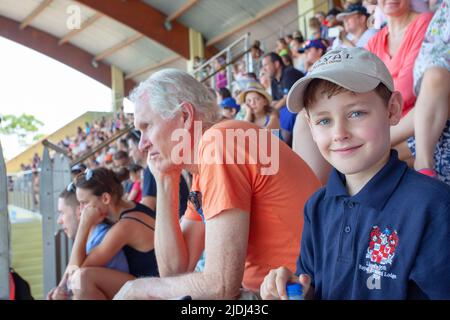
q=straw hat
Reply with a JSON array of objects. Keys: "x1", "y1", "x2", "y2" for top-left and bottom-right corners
[{"x1": 237, "y1": 81, "x2": 272, "y2": 105}]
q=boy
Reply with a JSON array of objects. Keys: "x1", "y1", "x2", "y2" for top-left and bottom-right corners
[
  {"x1": 220, "y1": 96, "x2": 241, "y2": 119},
  {"x1": 260, "y1": 47, "x2": 450, "y2": 299}
]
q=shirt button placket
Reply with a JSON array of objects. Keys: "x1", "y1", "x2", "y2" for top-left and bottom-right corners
[{"x1": 339, "y1": 199, "x2": 356, "y2": 261}]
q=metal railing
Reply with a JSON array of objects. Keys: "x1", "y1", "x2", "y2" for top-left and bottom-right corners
[
  {"x1": 259, "y1": 0, "x2": 329, "y2": 48},
  {"x1": 0, "y1": 140, "x2": 11, "y2": 300},
  {"x1": 40, "y1": 147, "x2": 72, "y2": 296},
  {"x1": 191, "y1": 0, "x2": 330, "y2": 92},
  {"x1": 7, "y1": 170, "x2": 39, "y2": 213},
  {"x1": 192, "y1": 33, "x2": 251, "y2": 90}
]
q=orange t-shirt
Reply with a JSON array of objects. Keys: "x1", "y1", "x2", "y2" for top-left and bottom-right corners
[
  {"x1": 365, "y1": 12, "x2": 433, "y2": 117},
  {"x1": 184, "y1": 120, "x2": 321, "y2": 292}
]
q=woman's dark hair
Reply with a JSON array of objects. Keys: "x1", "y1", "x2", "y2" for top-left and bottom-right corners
[
  {"x1": 252, "y1": 40, "x2": 261, "y2": 49},
  {"x1": 74, "y1": 167, "x2": 129, "y2": 201}
]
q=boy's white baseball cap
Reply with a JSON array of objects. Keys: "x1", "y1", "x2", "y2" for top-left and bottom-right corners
[{"x1": 287, "y1": 47, "x2": 394, "y2": 113}]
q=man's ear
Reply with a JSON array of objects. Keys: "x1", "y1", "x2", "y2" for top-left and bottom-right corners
[
  {"x1": 387, "y1": 91, "x2": 403, "y2": 126},
  {"x1": 179, "y1": 102, "x2": 195, "y2": 130}
]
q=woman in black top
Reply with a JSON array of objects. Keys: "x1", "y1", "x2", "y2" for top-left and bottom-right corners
[{"x1": 68, "y1": 167, "x2": 158, "y2": 299}]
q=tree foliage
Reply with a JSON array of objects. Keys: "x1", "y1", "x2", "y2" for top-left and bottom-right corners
[{"x1": 0, "y1": 114, "x2": 44, "y2": 145}]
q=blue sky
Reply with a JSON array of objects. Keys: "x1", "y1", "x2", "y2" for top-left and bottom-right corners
[{"x1": 0, "y1": 36, "x2": 133, "y2": 161}]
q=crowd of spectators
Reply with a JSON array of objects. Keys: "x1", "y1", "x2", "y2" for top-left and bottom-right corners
[{"x1": 10, "y1": 0, "x2": 450, "y2": 301}]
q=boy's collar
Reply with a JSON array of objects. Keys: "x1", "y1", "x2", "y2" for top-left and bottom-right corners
[{"x1": 324, "y1": 150, "x2": 408, "y2": 211}]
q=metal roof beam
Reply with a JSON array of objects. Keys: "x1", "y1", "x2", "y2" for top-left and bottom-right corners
[
  {"x1": 76, "y1": 0, "x2": 191, "y2": 59},
  {"x1": 206, "y1": 0, "x2": 294, "y2": 47},
  {"x1": 59, "y1": 12, "x2": 103, "y2": 45},
  {"x1": 94, "y1": 33, "x2": 143, "y2": 62},
  {"x1": 166, "y1": 0, "x2": 198, "y2": 24},
  {"x1": 20, "y1": 0, "x2": 53, "y2": 30}
]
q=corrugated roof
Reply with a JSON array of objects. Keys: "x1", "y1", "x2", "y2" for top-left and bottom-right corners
[{"x1": 0, "y1": 0, "x2": 304, "y2": 83}]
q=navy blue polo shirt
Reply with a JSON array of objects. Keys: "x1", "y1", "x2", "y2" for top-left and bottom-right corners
[
  {"x1": 143, "y1": 167, "x2": 189, "y2": 218},
  {"x1": 296, "y1": 150, "x2": 450, "y2": 299},
  {"x1": 271, "y1": 66, "x2": 304, "y2": 134},
  {"x1": 271, "y1": 66, "x2": 304, "y2": 101}
]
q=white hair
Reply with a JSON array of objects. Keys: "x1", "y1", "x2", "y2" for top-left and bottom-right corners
[{"x1": 130, "y1": 68, "x2": 222, "y2": 123}]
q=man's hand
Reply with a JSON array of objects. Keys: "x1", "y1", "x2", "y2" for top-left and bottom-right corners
[
  {"x1": 113, "y1": 280, "x2": 135, "y2": 300},
  {"x1": 260, "y1": 267, "x2": 313, "y2": 300},
  {"x1": 147, "y1": 152, "x2": 180, "y2": 184},
  {"x1": 47, "y1": 272, "x2": 72, "y2": 300},
  {"x1": 48, "y1": 285, "x2": 71, "y2": 300},
  {"x1": 113, "y1": 279, "x2": 155, "y2": 300}
]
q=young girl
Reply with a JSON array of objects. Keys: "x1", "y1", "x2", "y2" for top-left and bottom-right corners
[
  {"x1": 68, "y1": 167, "x2": 158, "y2": 299},
  {"x1": 238, "y1": 81, "x2": 280, "y2": 131}
]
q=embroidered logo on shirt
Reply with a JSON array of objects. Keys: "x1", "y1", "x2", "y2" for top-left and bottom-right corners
[
  {"x1": 359, "y1": 226, "x2": 399, "y2": 290},
  {"x1": 366, "y1": 226, "x2": 399, "y2": 265}
]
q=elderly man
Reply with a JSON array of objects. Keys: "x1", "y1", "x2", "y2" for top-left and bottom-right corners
[{"x1": 114, "y1": 69, "x2": 321, "y2": 300}]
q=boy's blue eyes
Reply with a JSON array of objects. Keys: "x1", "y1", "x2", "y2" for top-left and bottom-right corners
[
  {"x1": 317, "y1": 119, "x2": 330, "y2": 126},
  {"x1": 314, "y1": 111, "x2": 366, "y2": 126},
  {"x1": 350, "y1": 111, "x2": 364, "y2": 118}
]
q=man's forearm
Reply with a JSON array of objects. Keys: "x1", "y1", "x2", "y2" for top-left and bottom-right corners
[
  {"x1": 68, "y1": 224, "x2": 90, "y2": 267},
  {"x1": 126, "y1": 271, "x2": 239, "y2": 300},
  {"x1": 155, "y1": 175, "x2": 189, "y2": 276},
  {"x1": 273, "y1": 97, "x2": 286, "y2": 110}
]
